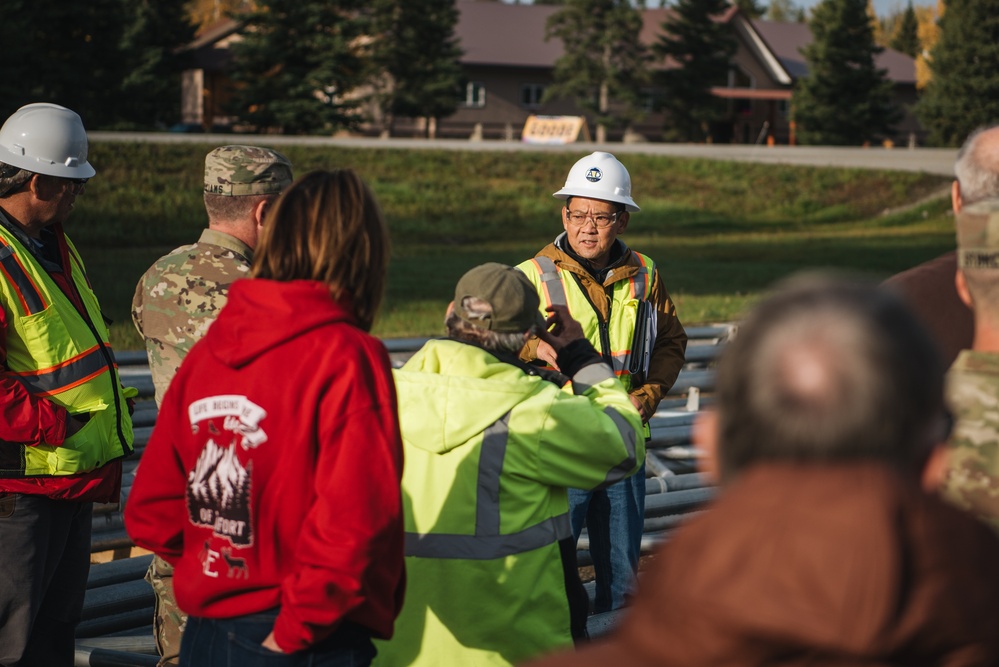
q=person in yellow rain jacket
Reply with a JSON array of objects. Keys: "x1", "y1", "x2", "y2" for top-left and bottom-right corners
[{"x1": 374, "y1": 263, "x2": 643, "y2": 667}]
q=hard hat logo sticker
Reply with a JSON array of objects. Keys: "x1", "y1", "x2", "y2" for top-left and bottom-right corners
[{"x1": 585, "y1": 167, "x2": 602, "y2": 183}]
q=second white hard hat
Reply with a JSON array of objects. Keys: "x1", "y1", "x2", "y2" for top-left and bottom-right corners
[
  {"x1": 553, "y1": 151, "x2": 639, "y2": 212},
  {"x1": 0, "y1": 103, "x2": 96, "y2": 179}
]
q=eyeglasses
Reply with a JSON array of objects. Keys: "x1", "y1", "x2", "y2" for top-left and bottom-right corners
[
  {"x1": 65, "y1": 178, "x2": 88, "y2": 195},
  {"x1": 566, "y1": 210, "x2": 620, "y2": 228}
]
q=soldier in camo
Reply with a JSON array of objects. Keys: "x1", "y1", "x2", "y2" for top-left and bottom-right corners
[
  {"x1": 941, "y1": 198, "x2": 999, "y2": 532},
  {"x1": 131, "y1": 145, "x2": 293, "y2": 665}
]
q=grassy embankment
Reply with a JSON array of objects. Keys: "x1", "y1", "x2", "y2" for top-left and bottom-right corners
[{"x1": 74, "y1": 142, "x2": 953, "y2": 351}]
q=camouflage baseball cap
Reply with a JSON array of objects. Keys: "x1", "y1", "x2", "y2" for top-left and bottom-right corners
[
  {"x1": 957, "y1": 199, "x2": 999, "y2": 269},
  {"x1": 204, "y1": 145, "x2": 293, "y2": 197},
  {"x1": 454, "y1": 263, "x2": 547, "y2": 334}
]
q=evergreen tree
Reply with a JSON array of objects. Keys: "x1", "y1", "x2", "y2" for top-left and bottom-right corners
[
  {"x1": 116, "y1": 0, "x2": 196, "y2": 129},
  {"x1": 793, "y1": 0, "x2": 899, "y2": 145},
  {"x1": 230, "y1": 0, "x2": 368, "y2": 134},
  {"x1": 734, "y1": 0, "x2": 765, "y2": 19},
  {"x1": 545, "y1": 0, "x2": 648, "y2": 143},
  {"x1": 369, "y1": 0, "x2": 464, "y2": 137},
  {"x1": 917, "y1": 0, "x2": 999, "y2": 146},
  {"x1": 767, "y1": 0, "x2": 802, "y2": 23},
  {"x1": 0, "y1": 0, "x2": 127, "y2": 128},
  {"x1": 654, "y1": 0, "x2": 736, "y2": 142},
  {"x1": 889, "y1": 2, "x2": 920, "y2": 57}
]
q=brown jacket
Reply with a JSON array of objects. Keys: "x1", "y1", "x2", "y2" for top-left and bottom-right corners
[
  {"x1": 521, "y1": 237, "x2": 687, "y2": 418},
  {"x1": 525, "y1": 464, "x2": 999, "y2": 667}
]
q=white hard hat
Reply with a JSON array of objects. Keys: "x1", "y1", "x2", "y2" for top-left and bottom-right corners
[
  {"x1": 553, "y1": 151, "x2": 639, "y2": 212},
  {"x1": 0, "y1": 103, "x2": 95, "y2": 179}
]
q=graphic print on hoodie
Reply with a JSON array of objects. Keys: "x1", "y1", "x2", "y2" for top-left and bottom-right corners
[{"x1": 185, "y1": 394, "x2": 267, "y2": 559}]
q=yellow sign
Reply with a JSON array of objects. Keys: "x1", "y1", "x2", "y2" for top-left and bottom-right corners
[{"x1": 521, "y1": 115, "x2": 590, "y2": 145}]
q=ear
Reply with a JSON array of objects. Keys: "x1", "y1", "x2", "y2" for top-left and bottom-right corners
[
  {"x1": 561, "y1": 206, "x2": 570, "y2": 233},
  {"x1": 952, "y1": 180, "x2": 962, "y2": 214},
  {"x1": 956, "y1": 268, "x2": 973, "y2": 308},
  {"x1": 693, "y1": 408, "x2": 720, "y2": 483},
  {"x1": 921, "y1": 444, "x2": 950, "y2": 492},
  {"x1": 616, "y1": 211, "x2": 630, "y2": 233},
  {"x1": 445, "y1": 300, "x2": 455, "y2": 317},
  {"x1": 26, "y1": 174, "x2": 52, "y2": 200},
  {"x1": 253, "y1": 198, "x2": 269, "y2": 227}
]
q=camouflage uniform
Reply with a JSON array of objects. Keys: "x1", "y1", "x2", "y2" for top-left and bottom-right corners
[
  {"x1": 132, "y1": 229, "x2": 254, "y2": 406},
  {"x1": 942, "y1": 350, "x2": 999, "y2": 530},
  {"x1": 942, "y1": 200, "x2": 999, "y2": 532},
  {"x1": 131, "y1": 145, "x2": 292, "y2": 666}
]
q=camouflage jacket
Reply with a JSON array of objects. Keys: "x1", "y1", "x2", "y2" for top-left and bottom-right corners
[
  {"x1": 942, "y1": 349, "x2": 999, "y2": 532},
  {"x1": 132, "y1": 229, "x2": 253, "y2": 406}
]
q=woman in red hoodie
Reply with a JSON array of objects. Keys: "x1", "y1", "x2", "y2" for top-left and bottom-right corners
[{"x1": 125, "y1": 169, "x2": 404, "y2": 665}]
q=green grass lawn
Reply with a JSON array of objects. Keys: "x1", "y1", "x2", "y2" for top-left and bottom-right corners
[{"x1": 75, "y1": 142, "x2": 954, "y2": 351}]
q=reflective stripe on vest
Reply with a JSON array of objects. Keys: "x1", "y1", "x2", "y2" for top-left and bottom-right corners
[
  {"x1": 526, "y1": 254, "x2": 652, "y2": 378},
  {"x1": 0, "y1": 242, "x2": 46, "y2": 315},
  {"x1": 404, "y1": 411, "x2": 573, "y2": 560},
  {"x1": 12, "y1": 344, "x2": 109, "y2": 396}
]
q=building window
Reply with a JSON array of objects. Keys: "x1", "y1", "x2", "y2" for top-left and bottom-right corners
[
  {"x1": 778, "y1": 99, "x2": 790, "y2": 120},
  {"x1": 521, "y1": 84, "x2": 546, "y2": 109},
  {"x1": 464, "y1": 82, "x2": 485, "y2": 108}
]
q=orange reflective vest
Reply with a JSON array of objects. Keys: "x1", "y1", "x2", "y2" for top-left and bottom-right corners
[{"x1": 0, "y1": 224, "x2": 133, "y2": 476}]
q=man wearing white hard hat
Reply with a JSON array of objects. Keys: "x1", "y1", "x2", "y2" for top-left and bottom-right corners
[
  {"x1": 517, "y1": 151, "x2": 687, "y2": 614},
  {"x1": 0, "y1": 103, "x2": 135, "y2": 665}
]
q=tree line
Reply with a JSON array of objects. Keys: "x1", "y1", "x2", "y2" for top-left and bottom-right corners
[{"x1": 0, "y1": 0, "x2": 993, "y2": 147}]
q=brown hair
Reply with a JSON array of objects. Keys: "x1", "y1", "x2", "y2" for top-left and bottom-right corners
[{"x1": 251, "y1": 169, "x2": 390, "y2": 331}]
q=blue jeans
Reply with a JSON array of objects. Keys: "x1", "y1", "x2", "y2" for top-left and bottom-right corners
[
  {"x1": 180, "y1": 610, "x2": 375, "y2": 667},
  {"x1": 569, "y1": 463, "x2": 645, "y2": 613}
]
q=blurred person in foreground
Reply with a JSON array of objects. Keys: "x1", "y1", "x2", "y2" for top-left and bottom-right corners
[
  {"x1": 131, "y1": 144, "x2": 293, "y2": 666},
  {"x1": 939, "y1": 199, "x2": 999, "y2": 531},
  {"x1": 373, "y1": 263, "x2": 644, "y2": 667},
  {"x1": 525, "y1": 274, "x2": 999, "y2": 667},
  {"x1": 125, "y1": 170, "x2": 404, "y2": 666}
]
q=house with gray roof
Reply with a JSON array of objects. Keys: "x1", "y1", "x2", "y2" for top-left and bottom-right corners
[{"x1": 179, "y1": 1, "x2": 921, "y2": 144}]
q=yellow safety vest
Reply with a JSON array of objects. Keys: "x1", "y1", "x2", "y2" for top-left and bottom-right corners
[
  {"x1": 0, "y1": 224, "x2": 133, "y2": 477},
  {"x1": 519, "y1": 251, "x2": 654, "y2": 393}
]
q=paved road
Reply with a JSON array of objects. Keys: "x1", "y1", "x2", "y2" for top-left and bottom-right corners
[{"x1": 90, "y1": 132, "x2": 958, "y2": 177}]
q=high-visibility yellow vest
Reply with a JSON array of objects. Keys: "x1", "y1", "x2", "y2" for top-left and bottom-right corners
[
  {"x1": 0, "y1": 224, "x2": 133, "y2": 476},
  {"x1": 518, "y1": 251, "x2": 655, "y2": 393}
]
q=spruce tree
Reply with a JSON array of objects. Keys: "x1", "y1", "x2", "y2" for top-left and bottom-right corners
[
  {"x1": 369, "y1": 0, "x2": 464, "y2": 137},
  {"x1": 229, "y1": 0, "x2": 368, "y2": 135},
  {"x1": 117, "y1": 0, "x2": 196, "y2": 129},
  {"x1": 0, "y1": 0, "x2": 126, "y2": 128},
  {"x1": 916, "y1": 0, "x2": 999, "y2": 147},
  {"x1": 654, "y1": 0, "x2": 736, "y2": 142},
  {"x1": 767, "y1": 0, "x2": 802, "y2": 23},
  {"x1": 793, "y1": 0, "x2": 899, "y2": 146},
  {"x1": 544, "y1": 0, "x2": 648, "y2": 143},
  {"x1": 889, "y1": 2, "x2": 920, "y2": 58},
  {"x1": 734, "y1": 0, "x2": 766, "y2": 19}
]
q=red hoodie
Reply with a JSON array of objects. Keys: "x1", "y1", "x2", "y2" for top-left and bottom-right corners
[{"x1": 124, "y1": 279, "x2": 405, "y2": 653}]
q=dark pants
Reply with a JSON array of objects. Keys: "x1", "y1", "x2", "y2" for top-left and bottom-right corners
[
  {"x1": 0, "y1": 494, "x2": 92, "y2": 667},
  {"x1": 180, "y1": 609, "x2": 375, "y2": 667}
]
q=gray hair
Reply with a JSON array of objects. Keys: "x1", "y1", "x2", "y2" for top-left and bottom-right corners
[
  {"x1": 445, "y1": 296, "x2": 527, "y2": 355},
  {"x1": 955, "y1": 124, "x2": 999, "y2": 206},
  {"x1": 714, "y1": 274, "x2": 945, "y2": 482},
  {"x1": 0, "y1": 163, "x2": 33, "y2": 198}
]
